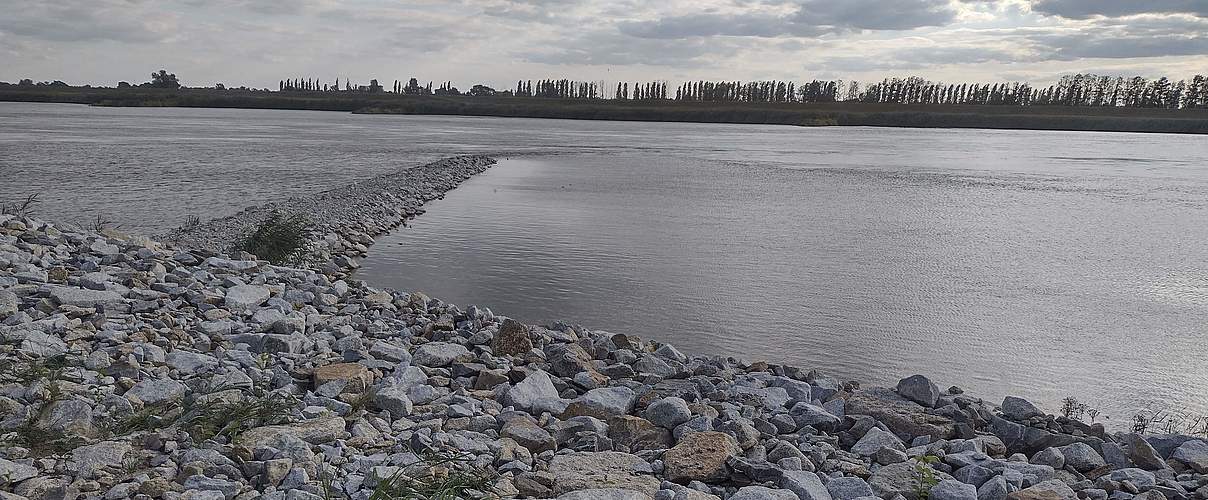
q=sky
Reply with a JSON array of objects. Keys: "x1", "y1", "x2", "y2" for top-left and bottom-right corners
[{"x1": 1, "y1": 0, "x2": 1206, "y2": 90}]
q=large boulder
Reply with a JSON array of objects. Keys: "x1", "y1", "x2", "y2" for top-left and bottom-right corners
[
  {"x1": 412, "y1": 342, "x2": 470, "y2": 367},
  {"x1": 50, "y1": 286, "x2": 124, "y2": 308},
  {"x1": 989, "y1": 416, "x2": 1082, "y2": 456},
  {"x1": 930, "y1": 479, "x2": 978, "y2": 500},
  {"x1": 224, "y1": 284, "x2": 269, "y2": 310},
  {"x1": 663, "y1": 431, "x2": 740, "y2": 484},
  {"x1": 644, "y1": 396, "x2": 692, "y2": 429},
  {"x1": 1007, "y1": 480, "x2": 1074, "y2": 500},
  {"x1": 870, "y1": 462, "x2": 928, "y2": 500},
  {"x1": 852, "y1": 427, "x2": 906, "y2": 456},
  {"x1": 731, "y1": 486, "x2": 799, "y2": 500},
  {"x1": 1121, "y1": 433, "x2": 1168, "y2": 470},
  {"x1": 501, "y1": 370, "x2": 561, "y2": 414},
  {"x1": 0, "y1": 290, "x2": 17, "y2": 317},
  {"x1": 563, "y1": 387, "x2": 637, "y2": 420},
  {"x1": 125, "y1": 378, "x2": 188, "y2": 405},
  {"x1": 556, "y1": 490, "x2": 653, "y2": 500},
  {"x1": 608, "y1": 416, "x2": 673, "y2": 452},
  {"x1": 1000, "y1": 397, "x2": 1044, "y2": 421},
  {"x1": 846, "y1": 388, "x2": 956, "y2": 442},
  {"x1": 896, "y1": 375, "x2": 940, "y2": 408},
  {"x1": 1171, "y1": 439, "x2": 1208, "y2": 473},
  {"x1": 826, "y1": 476, "x2": 875, "y2": 500},
  {"x1": 501, "y1": 417, "x2": 556, "y2": 453},
  {"x1": 492, "y1": 319, "x2": 533, "y2": 356},
  {"x1": 549, "y1": 451, "x2": 660, "y2": 496},
  {"x1": 313, "y1": 363, "x2": 372, "y2": 393},
  {"x1": 781, "y1": 470, "x2": 832, "y2": 500},
  {"x1": 789, "y1": 402, "x2": 840, "y2": 431},
  {"x1": 1057, "y1": 442, "x2": 1105, "y2": 472}
]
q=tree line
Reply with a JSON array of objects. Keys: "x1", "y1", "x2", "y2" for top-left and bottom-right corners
[{"x1": 266, "y1": 73, "x2": 1208, "y2": 109}]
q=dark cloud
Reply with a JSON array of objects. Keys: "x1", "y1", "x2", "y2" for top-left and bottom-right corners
[
  {"x1": 1030, "y1": 0, "x2": 1208, "y2": 19},
  {"x1": 620, "y1": 0, "x2": 957, "y2": 39}
]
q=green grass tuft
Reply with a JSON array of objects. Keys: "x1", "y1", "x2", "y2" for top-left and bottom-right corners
[{"x1": 235, "y1": 212, "x2": 311, "y2": 265}]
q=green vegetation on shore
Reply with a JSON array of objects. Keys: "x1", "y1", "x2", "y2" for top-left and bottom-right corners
[{"x1": 2, "y1": 85, "x2": 1207, "y2": 134}]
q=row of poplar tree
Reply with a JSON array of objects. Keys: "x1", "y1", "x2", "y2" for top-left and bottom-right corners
[{"x1": 278, "y1": 74, "x2": 1208, "y2": 109}]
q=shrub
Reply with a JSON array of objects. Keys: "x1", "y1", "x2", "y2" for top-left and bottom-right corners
[{"x1": 235, "y1": 212, "x2": 310, "y2": 264}]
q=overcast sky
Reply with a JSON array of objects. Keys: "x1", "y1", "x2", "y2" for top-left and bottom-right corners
[{"x1": 2, "y1": 0, "x2": 1206, "y2": 89}]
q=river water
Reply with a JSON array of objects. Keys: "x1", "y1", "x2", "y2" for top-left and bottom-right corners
[{"x1": 3, "y1": 102, "x2": 1207, "y2": 424}]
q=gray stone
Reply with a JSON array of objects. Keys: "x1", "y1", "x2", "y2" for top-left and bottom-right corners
[
  {"x1": 373, "y1": 384, "x2": 413, "y2": 417},
  {"x1": 224, "y1": 284, "x2": 270, "y2": 310},
  {"x1": 1109, "y1": 469, "x2": 1156, "y2": 490},
  {"x1": 564, "y1": 386, "x2": 637, "y2": 420},
  {"x1": 644, "y1": 397, "x2": 692, "y2": 430},
  {"x1": 550, "y1": 451, "x2": 660, "y2": 496},
  {"x1": 931, "y1": 480, "x2": 978, "y2": 500},
  {"x1": 0, "y1": 290, "x2": 16, "y2": 317},
  {"x1": 789, "y1": 402, "x2": 840, "y2": 430},
  {"x1": 1001, "y1": 396, "x2": 1044, "y2": 421},
  {"x1": 896, "y1": 374, "x2": 941, "y2": 408},
  {"x1": 502, "y1": 370, "x2": 561, "y2": 413},
  {"x1": 557, "y1": 489, "x2": 654, "y2": 500},
  {"x1": 412, "y1": 342, "x2": 470, "y2": 367},
  {"x1": 782, "y1": 470, "x2": 833, "y2": 500},
  {"x1": 1059, "y1": 442, "x2": 1106, "y2": 472},
  {"x1": 182, "y1": 475, "x2": 240, "y2": 500},
  {"x1": 1121, "y1": 434, "x2": 1167, "y2": 470},
  {"x1": 954, "y1": 465, "x2": 996, "y2": 487},
  {"x1": 1030, "y1": 448, "x2": 1065, "y2": 469},
  {"x1": 0, "y1": 458, "x2": 38, "y2": 483},
  {"x1": 870, "y1": 462, "x2": 927, "y2": 500},
  {"x1": 68, "y1": 441, "x2": 130, "y2": 478},
  {"x1": 731, "y1": 486, "x2": 800, "y2": 500},
  {"x1": 49, "y1": 286, "x2": 123, "y2": 308},
  {"x1": 978, "y1": 476, "x2": 1011, "y2": 500},
  {"x1": 125, "y1": 377, "x2": 188, "y2": 405},
  {"x1": 852, "y1": 427, "x2": 906, "y2": 456},
  {"x1": 828, "y1": 477, "x2": 876, "y2": 500},
  {"x1": 1170, "y1": 439, "x2": 1208, "y2": 473},
  {"x1": 1015, "y1": 479, "x2": 1075, "y2": 500},
  {"x1": 502, "y1": 417, "x2": 557, "y2": 453},
  {"x1": 166, "y1": 350, "x2": 219, "y2": 377}
]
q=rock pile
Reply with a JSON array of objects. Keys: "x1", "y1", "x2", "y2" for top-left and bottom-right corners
[
  {"x1": 162, "y1": 155, "x2": 496, "y2": 277},
  {"x1": 2, "y1": 214, "x2": 1207, "y2": 500}
]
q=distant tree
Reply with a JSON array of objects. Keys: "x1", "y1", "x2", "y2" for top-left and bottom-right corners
[
  {"x1": 469, "y1": 84, "x2": 496, "y2": 96},
  {"x1": 146, "y1": 69, "x2": 180, "y2": 89},
  {"x1": 117, "y1": 81, "x2": 132, "y2": 89},
  {"x1": 18, "y1": 78, "x2": 33, "y2": 87},
  {"x1": 368, "y1": 79, "x2": 383, "y2": 93},
  {"x1": 215, "y1": 83, "x2": 226, "y2": 90}
]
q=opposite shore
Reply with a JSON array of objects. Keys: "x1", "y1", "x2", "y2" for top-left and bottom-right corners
[
  {"x1": 3, "y1": 87, "x2": 1208, "y2": 135},
  {"x1": 1, "y1": 156, "x2": 1207, "y2": 500}
]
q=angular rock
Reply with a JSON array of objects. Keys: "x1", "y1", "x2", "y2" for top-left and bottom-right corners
[
  {"x1": 412, "y1": 342, "x2": 470, "y2": 367},
  {"x1": 896, "y1": 374, "x2": 941, "y2": 408},
  {"x1": 502, "y1": 370, "x2": 561, "y2": 414},
  {"x1": 313, "y1": 363, "x2": 372, "y2": 393},
  {"x1": 502, "y1": 417, "x2": 557, "y2": 453},
  {"x1": 492, "y1": 319, "x2": 533, "y2": 356},
  {"x1": 608, "y1": 415, "x2": 673, "y2": 452},
  {"x1": 563, "y1": 386, "x2": 637, "y2": 420},
  {"x1": 827, "y1": 476, "x2": 876, "y2": 500},
  {"x1": 557, "y1": 489, "x2": 654, "y2": 500},
  {"x1": 931, "y1": 479, "x2": 978, "y2": 500},
  {"x1": 550, "y1": 451, "x2": 660, "y2": 496},
  {"x1": 782, "y1": 470, "x2": 833, "y2": 500},
  {"x1": 644, "y1": 396, "x2": 692, "y2": 430},
  {"x1": 225, "y1": 284, "x2": 270, "y2": 310},
  {"x1": 731, "y1": 486, "x2": 799, "y2": 500},
  {"x1": 1170, "y1": 439, "x2": 1208, "y2": 473},
  {"x1": 663, "y1": 431, "x2": 740, "y2": 484},
  {"x1": 852, "y1": 427, "x2": 906, "y2": 456},
  {"x1": 1058, "y1": 442, "x2": 1105, "y2": 472},
  {"x1": 1001, "y1": 396, "x2": 1044, "y2": 421},
  {"x1": 126, "y1": 378, "x2": 188, "y2": 405}
]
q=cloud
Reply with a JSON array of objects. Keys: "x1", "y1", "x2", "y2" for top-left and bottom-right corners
[
  {"x1": 518, "y1": 30, "x2": 737, "y2": 66},
  {"x1": 1029, "y1": 0, "x2": 1208, "y2": 19},
  {"x1": 620, "y1": 0, "x2": 958, "y2": 39},
  {"x1": 0, "y1": 0, "x2": 177, "y2": 43}
]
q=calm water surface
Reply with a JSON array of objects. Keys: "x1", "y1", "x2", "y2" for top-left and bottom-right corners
[{"x1": 3, "y1": 103, "x2": 1207, "y2": 423}]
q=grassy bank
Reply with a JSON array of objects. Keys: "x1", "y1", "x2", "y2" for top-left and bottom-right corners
[{"x1": 3, "y1": 86, "x2": 1207, "y2": 134}]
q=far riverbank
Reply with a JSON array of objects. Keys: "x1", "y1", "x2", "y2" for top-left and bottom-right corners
[{"x1": 3, "y1": 87, "x2": 1207, "y2": 134}]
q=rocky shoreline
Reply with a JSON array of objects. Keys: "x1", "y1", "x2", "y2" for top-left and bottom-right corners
[
  {"x1": 2, "y1": 185, "x2": 1208, "y2": 499},
  {"x1": 161, "y1": 155, "x2": 496, "y2": 278}
]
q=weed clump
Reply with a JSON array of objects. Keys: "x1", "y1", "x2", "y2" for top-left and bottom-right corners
[
  {"x1": 235, "y1": 212, "x2": 310, "y2": 265},
  {"x1": 369, "y1": 450, "x2": 497, "y2": 500}
]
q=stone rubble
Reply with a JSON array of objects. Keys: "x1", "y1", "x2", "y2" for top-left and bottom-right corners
[
  {"x1": 161, "y1": 155, "x2": 497, "y2": 279},
  {"x1": 2, "y1": 186, "x2": 1208, "y2": 499}
]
